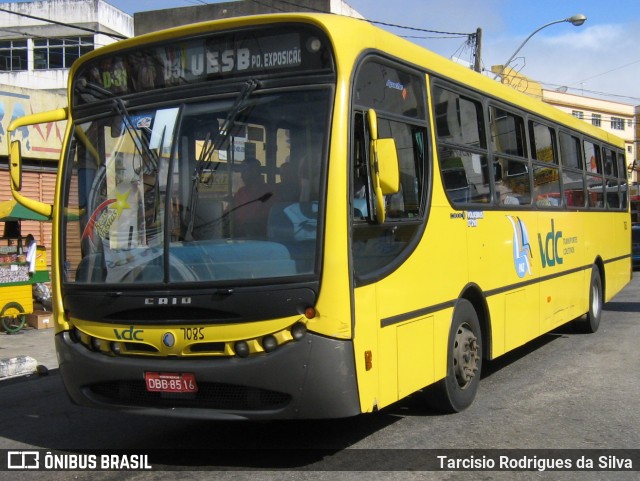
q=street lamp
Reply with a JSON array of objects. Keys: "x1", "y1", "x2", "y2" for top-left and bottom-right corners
[{"x1": 494, "y1": 14, "x2": 587, "y2": 79}]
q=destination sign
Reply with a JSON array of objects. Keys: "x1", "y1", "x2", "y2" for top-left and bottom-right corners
[
  {"x1": 192, "y1": 36, "x2": 302, "y2": 76},
  {"x1": 73, "y1": 25, "x2": 333, "y2": 105}
]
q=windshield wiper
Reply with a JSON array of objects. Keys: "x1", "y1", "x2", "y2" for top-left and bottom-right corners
[
  {"x1": 112, "y1": 97, "x2": 160, "y2": 172},
  {"x1": 185, "y1": 79, "x2": 260, "y2": 240},
  {"x1": 197, "y1": 79, "x2": 260, "y2": 168},
  {"x1": 76, "y1": 81, "x2": 161, "y2": 172}
]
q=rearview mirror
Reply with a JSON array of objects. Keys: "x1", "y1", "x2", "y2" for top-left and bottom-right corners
[
  {"x1": 6, "y1": 107, "x2": 67, "y2": 219},
  {"x1": 367, "y1": 109, "x2": 400, "y2": 224},
  {"x1": 9, "y1": 140, "x2": 22, "y2": 191}
]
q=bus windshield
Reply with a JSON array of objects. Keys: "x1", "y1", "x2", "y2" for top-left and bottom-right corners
[{"x1": 61, "y1": 87, "x2": 329, "y2": 285}]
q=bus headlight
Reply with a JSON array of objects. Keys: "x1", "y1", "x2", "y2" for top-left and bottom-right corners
[
  {"x1": 291, "y1": 322, "x2": 307, "y2": 341},
  {"x1": 90, "y1": 337, "x2": 101, "y2": 352},
  {"x1": 110, "y1": 342, "x2": 122, "y2": 355},
  {"x1": 262, "y1": 335, "x2": 278, "y2": 353},
  {"x1": 234, "y1": 340, "x2": 249, "y2": 358},
  {"x1": 70, "y1": 327, "x2": 82, "y2": 343}
]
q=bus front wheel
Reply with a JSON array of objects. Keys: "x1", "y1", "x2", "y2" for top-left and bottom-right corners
[{"x1": 423, "y1": 299, "x2": 482, "y2": 413}]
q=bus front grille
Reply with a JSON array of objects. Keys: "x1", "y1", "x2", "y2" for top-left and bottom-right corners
[{"x1": 87, "y1": 381, "x2": 292, "y2": 411}]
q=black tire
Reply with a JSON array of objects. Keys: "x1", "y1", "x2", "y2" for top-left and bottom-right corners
[
  {"x1": 424, "y1": 299, "x2": 482, "y2": 413},
  {"x1": 1, "y1": 302, "x2": 27, "y2": 334},
  {"x1": 575, "y1": 266, "x2": 602, "y2": 333}
]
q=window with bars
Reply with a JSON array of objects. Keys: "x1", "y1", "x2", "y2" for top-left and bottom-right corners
[
  {"x1": 611, "y1": 117, "x2": 625, "y2": 130},
  {"x1": 34, "y1": 36, "x2": 93, "y2": 70},
  {"x1": 0, "y1": 39, "x2": 28, "y2": 71}
]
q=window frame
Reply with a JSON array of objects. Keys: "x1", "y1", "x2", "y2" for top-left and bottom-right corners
[
  {"x1": 33, "y1": 36, "x2": 94, "y2": 70},
  {"x1": 429, "y1": 77, "x2": 626, "y2": 214},
  {"x1": 350, "y1": 55, "x2": 431, "y2": 283},
  {"x1": 0, "y1": 39, "x2": 28, "y2": 72}
]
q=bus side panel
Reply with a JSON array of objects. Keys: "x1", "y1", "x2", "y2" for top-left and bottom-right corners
[
  {"x1": 582, "y1": 211, "x2": 630, "y2": 302},
  {"x1": 353, "y1": 284, "x2": 381, "y2": 413},
  {"x1": 467, "y1": 210, "x2": 540, "y2": 357},
  {"x1": 396, "y1": 314, "x2": 434, "y2": 400},
  {"x1": 486, "y1": 296, "x2": 505, "y2": 357},
  {"x1": 539, "y1": 270, "x2": 586, "y2": 332},
  {"x1": 380, "y1": 205, "x2": 466, "y2": 408},
  {"x1": 352, "y1": 203, "x2": 466, "y2": 411},
  {"x1": 603, "y1": 212, "x2": 633, "y2": 300},
  {"x1": 537, "y1": 211, "x2": 585, "y2": 332}
]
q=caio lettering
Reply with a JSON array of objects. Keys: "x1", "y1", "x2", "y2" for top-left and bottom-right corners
[{"x1": 145, "y1": 297, "x2": 192, "y2": 305}]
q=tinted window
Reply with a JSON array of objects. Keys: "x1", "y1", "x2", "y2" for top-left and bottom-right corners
[
  {"x1": 559, "y1": 132, "x2": 582, "y2": 169},
  {"x1": 433, "y1": 86, "x2": 490, "y2": 205},
  {"x1": 490, "y1": 107, "x2": 527, "y2": 157},
  {"x1": 354, "y1": 62, "x2": 425, "y2": 119}
]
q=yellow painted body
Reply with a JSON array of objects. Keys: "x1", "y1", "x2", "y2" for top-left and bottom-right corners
[{"x1": 8, "y1": 13, "x2": 631, "y2": 417}]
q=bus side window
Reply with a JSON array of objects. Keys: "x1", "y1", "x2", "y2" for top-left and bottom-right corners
[
  {"x1": 559, "y1": 131, "x2": 586, "y2": 208},
  {"x1": 490, "y1": 106, "x2": 531, "y2": 206},
  {"x1": 350, "y1": 111, "x2": 427, "y2": 277},
  {"x1": 530, "y1": 121, "x2": 561, "y2": 208},
  {"x1": 584, "y1": 140, "x2": 604, "y2": 208},
  {"x1": 351, "y1": 59, "x2": 428, "y2": 280},
  {"x1": 376, "y1": 117, "x2": 424, "y2": 220},
  {"x1": 433, "y1": 86, "x2": 490, "y2": 205},
  {"x1": 352, "y1": 112, "x2": 372, "y2": 219}
]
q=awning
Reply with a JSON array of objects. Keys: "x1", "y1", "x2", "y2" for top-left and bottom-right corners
[{"x1": 0, "y1": 199, "x2": 49, "y2": 222}]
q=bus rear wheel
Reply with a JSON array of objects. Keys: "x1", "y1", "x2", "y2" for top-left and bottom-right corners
[
  {"x1": 424, "y1": 299, "x2": 482, "y2": 413},
  {"x1": 575, "y1": 266, "x2": 602, "y2": 333}
]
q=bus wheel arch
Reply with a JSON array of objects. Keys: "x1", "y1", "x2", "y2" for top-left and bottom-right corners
[
  {"x1": 594, "y1": 257, "x2": 605, "y2": 302},
  {"x1": 423, "y1": 296, "x2": 483, "y2": 413},
  {"x1": 575, "y1": 259, "x2": 604, "y2": 334},
  {"x1": 460, "y1": 284, "x2": 491, "y2": 361}
]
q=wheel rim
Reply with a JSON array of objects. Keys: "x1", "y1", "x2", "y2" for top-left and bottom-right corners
[
  {"x1": 591, "y1": 282, "x2": 601, "y2": 318},
  {"x1": 453, "y1": 323, "x2": 480, "y2": 389}
]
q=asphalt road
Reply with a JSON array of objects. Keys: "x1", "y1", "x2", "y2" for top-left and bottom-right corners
[{"x1": 0, "y1": 274, "x2": 639, "y2": 481}]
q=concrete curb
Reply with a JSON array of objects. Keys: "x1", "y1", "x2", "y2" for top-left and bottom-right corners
[{"x1": 0, "y1": 355, "x2": 38, "y2": 379}]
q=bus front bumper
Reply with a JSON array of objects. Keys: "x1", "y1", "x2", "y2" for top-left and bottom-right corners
[{"x1": 55, "y1": 330, "x2": 360, "y2": 420}]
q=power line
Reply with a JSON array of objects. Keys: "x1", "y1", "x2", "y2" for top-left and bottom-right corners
[
  {"x1": 251, "y1": 0, "x2": 476, "y2": 39},
  {"x1": 367, "y1": 19, "x2": 473, "y2": 38},
  {"x1": 566, "y1": 59, "x2": 640, "y2": 92}
]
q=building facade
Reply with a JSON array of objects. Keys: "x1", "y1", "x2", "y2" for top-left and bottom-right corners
[
  {"x1": 0, "y1": 0, "x2": 132, "y2": 90},
  {"x1": 134, "y1": 0, "x2": 362, "y2": 36},
  {"x1": 542, "y1": 89, "x2": 637, "y2": 183}
]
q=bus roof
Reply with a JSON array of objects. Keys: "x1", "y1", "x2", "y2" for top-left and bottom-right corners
[{"x1": 70, "y1": 12, "x2": 624, "y2": 149}]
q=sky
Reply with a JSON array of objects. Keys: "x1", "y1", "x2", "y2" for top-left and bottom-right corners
[{"x1": 4, "y1": 0, "x2": 640, "y2": 105}]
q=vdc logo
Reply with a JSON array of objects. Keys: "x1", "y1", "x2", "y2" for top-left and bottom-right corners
[{"x1": 507, "y1": 216, "x2": 532, "y2": 278}]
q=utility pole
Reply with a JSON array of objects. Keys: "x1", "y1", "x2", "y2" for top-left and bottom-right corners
[{"x1": 473, "y1": 27, "x2": 482, "y2": 73}]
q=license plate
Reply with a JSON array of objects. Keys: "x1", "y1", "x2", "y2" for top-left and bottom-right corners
[{"x1": 144, "y1": 372, "x2": 198, "y2": 393}]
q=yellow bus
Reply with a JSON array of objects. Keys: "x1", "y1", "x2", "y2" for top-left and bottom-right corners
[{"x1": 8, "y1": 13, "x2": 631, "y2": 419}]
